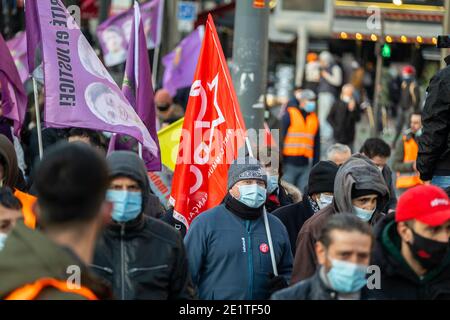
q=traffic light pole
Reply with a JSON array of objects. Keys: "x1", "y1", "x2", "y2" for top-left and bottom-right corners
[
  {"x1": 442, "y1": 0, "x2": 450, "y2": 68},
  {"x1": 231, "y1": 1, "x2": 269, "y2": 134},
  {"x1": 371, "y1": 12, "x2": 385, "y2": 137}
]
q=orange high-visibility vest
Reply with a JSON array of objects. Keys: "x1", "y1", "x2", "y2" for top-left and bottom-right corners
[
  {"x1": 14, "y1": 190, "x2": 37, "y2": 229},
  {"x1": 396, "y1": 135, "x2": 423, "y2": 189},
  {"x1": 283, "y1": 108, "x2": 319, "y2": 158},
  {"x1": 5, "y1": 278, "x2": 98, "y2": 300}
]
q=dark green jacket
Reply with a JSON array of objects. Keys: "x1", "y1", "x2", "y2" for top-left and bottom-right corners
[{"x1": 0, "y1": 221, "x2": 112, "y2": 300}]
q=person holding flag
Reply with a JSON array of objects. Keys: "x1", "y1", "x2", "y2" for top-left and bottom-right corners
[
  {"x1": 184, "y1": 158, "x2": 293, "y2": 300},
  {"x1": 170, "y1": 14, "x2": 292, "y2": 300}
]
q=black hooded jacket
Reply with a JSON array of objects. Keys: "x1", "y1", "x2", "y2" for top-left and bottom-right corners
[{"x1": 92, "y1": 151, "x2": 196, "y2": 300}]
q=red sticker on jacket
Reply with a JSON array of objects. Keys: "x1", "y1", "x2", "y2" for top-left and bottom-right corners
[{"x1": 260, "y1": 243, "x2": 269, "y2": 254}]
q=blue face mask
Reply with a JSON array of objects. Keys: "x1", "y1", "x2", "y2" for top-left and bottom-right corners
[
  {"x1": 238, "y1": 184, "x2": 267, "y2": 208},
  {"x1": 327, "y1": 259, "x2": 368, "y2": 293},
  {"x1": 0, "y1": 233, "x2": 7, "y2": 251},
  {"x1": 267, "y1": 174, "x2": 279, "y2": 194},
  {"x1": 304, "y1": 101, "x2": 316, "y2": 113},
  {"x1": 107, "y1": 190, "x2": 142, "y2": 223},
  {"x1": 353, "y1": 205, "x2": 375, "y2": 222}
]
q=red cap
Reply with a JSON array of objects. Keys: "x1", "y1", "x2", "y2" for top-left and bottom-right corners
[
  {"x1": 396, "y1": 185, "x2": 450, "y2": 226},
  {"x1": 402, "y1": 65, "x2": 415, "y2": 75}
]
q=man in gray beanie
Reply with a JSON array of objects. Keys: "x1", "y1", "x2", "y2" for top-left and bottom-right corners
[
  {"x1": 184, "y1": 157, "x2": 293, "y2": 300},
  {"x1": 92, "y1": 151, "x2": 196, "y2": 300}
]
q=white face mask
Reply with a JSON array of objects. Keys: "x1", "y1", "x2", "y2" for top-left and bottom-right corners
[
  {"x1": 341, "y1": 96, "x2": 351, "y2": 103},
  {"x1": 317, "y1": 194, "x2": 333, "y2": 209},
  {"x1": 0, "y1": 233, "x2": 8, "y2": 251}
]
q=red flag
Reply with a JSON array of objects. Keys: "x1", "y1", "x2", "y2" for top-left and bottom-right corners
[{"x1": 169, "y1": 15, "x2": 246, "y2": 229}]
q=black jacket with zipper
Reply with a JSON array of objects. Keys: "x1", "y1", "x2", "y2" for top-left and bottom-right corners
[
  {"x1": 92, "y1": 213, "x2": 197, "y2": 300},
  {"x1": 418, "y1": 59, "x2": 450, "y2": 181}
]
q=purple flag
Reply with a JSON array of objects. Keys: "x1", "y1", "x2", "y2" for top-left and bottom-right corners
[
  {"x1": 25, "y1": 0, "x2": 41, "y2": 73},
  {"x1": 6, "y1": 32, "x2": 29, "y2": 83},
  {"x1": 109, "y1": 1, "x2": 161, "y2": 171},
  {"x1": 96, "y1": 0, "x2": 162, "y2": 67},
  {"x1": 25, "y1": 0, "x2": 158, "y2": 156},
  {"x1": 0, "y1": 33, "x2": 27, "y2": 137},
  {"x1": 162, "y1": 26, "x2": 204, "y2": 97}
]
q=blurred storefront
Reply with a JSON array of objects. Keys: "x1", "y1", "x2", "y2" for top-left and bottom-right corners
[{"x1": 269, "y1": 0, "x2": 444, "y2": 101}]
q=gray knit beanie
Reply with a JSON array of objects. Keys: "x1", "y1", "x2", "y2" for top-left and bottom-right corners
[{"x1": 227, "y1": 157, "x2": 267, "y2": 190}]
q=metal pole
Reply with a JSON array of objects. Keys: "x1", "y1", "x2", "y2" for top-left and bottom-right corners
[
  {"x1": 442, "y1": 0, "x2": 450, "y2": 69},
  {"x1": 295, "y1": 26, "x2": 308, "y2": 88},
  {"x1": 152, "y1": 0, "x2": 165, "y2": 88},
  {"x1": 231, "y1": 0, "x2": 269, "y2": 134},
  {"x1": 99, "y1": 0, "x2": 111, "y2": 24},
  {"x1": 371, "y1": 13, "x2": 385, "y2": 137},
  {"x1": 152, "y1": 45, "x2": 160, "y2": 88},
  {"x1": 32, "y1": 78, "x2": 44, "y2": 160}
]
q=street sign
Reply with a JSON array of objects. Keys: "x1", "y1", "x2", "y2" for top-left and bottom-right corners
[{"x1": 177, "y1": 1, "x2": 198, "y2": 33}]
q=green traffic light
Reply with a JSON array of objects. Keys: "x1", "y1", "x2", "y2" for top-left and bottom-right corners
[{"x1": 381, "y1": 43, "x2": 391, "y2": 58}]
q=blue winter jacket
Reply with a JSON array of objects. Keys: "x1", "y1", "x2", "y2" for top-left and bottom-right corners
[{"x1": 184, "y1": 203, "x2": 293, "y2": 300}]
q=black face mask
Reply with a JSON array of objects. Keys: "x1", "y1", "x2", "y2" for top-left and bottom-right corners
[
  {"x1": 407, "y1": 228, "x2": 450, "y2": 271},
  {"x1": 157, "y1": 104, "x2": 170, "y2": 112}
]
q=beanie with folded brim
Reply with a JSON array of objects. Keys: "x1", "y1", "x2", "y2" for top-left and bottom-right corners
[{"x1": 227, "y1": 158, "x2": 267, "y2": 190}]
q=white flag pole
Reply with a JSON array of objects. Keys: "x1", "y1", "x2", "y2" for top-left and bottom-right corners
[
  {"x1": 133, "y1": 1, "x2": 144, "y2": 159},
  {"x1": 32, "y1": 77, "x2": 43, "y2": 160},
  {"x1": 263, "y1": 206, "x2": 278, "y2": 276}
]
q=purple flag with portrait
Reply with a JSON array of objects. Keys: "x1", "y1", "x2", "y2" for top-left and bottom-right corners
[
  {"x1": 162, "y1": 26, "x2": 204, "y2": 97},
  {"x1": 0, "y1": 33, "x2": 27, "y2": 137},
  {"x1": 6, "y1": 32, "x2": 29, "y2": 83},
  {"x1": 110, "y1": 1, "x2": 161, "y2": 171},
  {"x1": 25, "y1": 0, "x2": 159, "y2": 157},
  {"x1": 96, "y1": 0, "x2": 162, "y2": 67}
]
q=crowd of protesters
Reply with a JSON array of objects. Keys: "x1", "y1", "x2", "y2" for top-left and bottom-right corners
[
  {"x1": 1, "y1": 80, "x2": 450, "y2": 299},
  {"x1": 0, "y1": 9, "x2": 450, "y2": 300}
]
